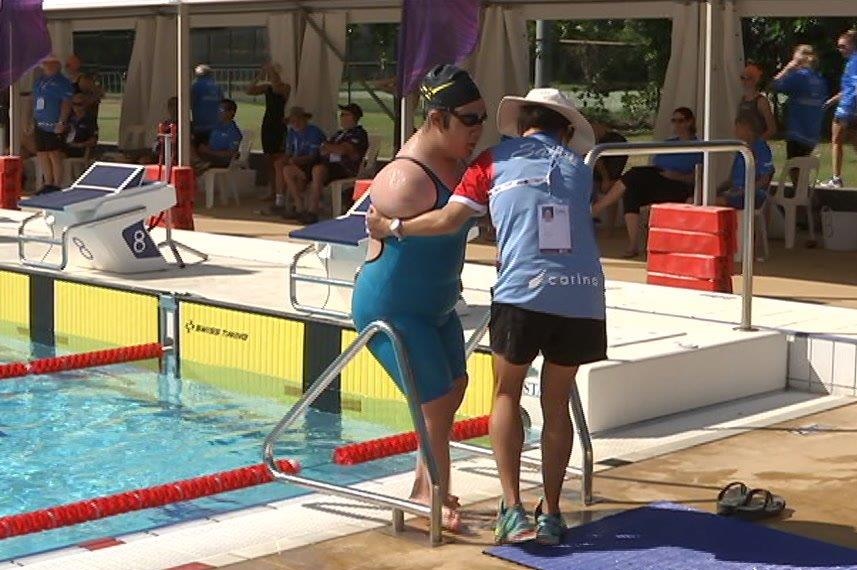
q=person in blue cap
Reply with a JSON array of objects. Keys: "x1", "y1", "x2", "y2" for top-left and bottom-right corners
[{"x1": 352, "y1": 64, "x2": 487, "y2": 532}]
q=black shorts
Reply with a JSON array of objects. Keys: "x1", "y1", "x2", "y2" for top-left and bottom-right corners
[
  {"x1": 786, "y1": 140, "x2": 814, "y2": 159},
  {"x1": 35, "y1": 127, "x2": 64, "y2": 152},
  {"x1": 620, "y1": 166, "x2": 692, "y2": 214},
  {"x1": 489, "y1": 302, "x2": 607, "y2": 367},
  {"x1": 305, "y1": 158, "x2": 356, "y2": 184}
]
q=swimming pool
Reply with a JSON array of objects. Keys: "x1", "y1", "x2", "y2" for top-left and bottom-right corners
[{"x1": 0, "y1": 334, "x2": 422, "y2": 562}]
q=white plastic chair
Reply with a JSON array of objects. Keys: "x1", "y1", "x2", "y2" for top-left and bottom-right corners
[
  {"x1": 770, "y1": 156, "x2": 820, "y2": 249},
  {"x1": 328, "y1": 135, "x2": 382, "y2": 218},
  {"x1": 202, "y1": 129, "x2": 254, "y2": 209}
]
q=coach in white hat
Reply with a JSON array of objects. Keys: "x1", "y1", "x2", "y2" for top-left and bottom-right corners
[
  {"x1": 366, "y1": 86, "x2": 607, "y2": 545},
  {"x1": 497, "y1": 87, "x2": 596, "y2": 155}
]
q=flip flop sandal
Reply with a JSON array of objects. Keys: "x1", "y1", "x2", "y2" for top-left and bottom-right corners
[
  {"x1": 717, "y1": 481, "x2": 750, "y2": 515},
  {"x1": 732, "y1": 488, "x2": 786, "y2": 521}
]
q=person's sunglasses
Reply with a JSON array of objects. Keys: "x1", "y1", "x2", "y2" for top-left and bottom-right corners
[
  {"x1": 447, "y1": 108, "x2": 488, "y2": 127},
  {"x1": 670, "y1": 117, "x2": 687, "y2": 123},
  {"x1": 837, "y1": 44, "x2": 849, "y2": 50}
]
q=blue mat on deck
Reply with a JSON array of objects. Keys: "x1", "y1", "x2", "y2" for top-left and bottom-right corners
[{"x1": 485, "y1": 502, "x2": 857, "y2": 569}]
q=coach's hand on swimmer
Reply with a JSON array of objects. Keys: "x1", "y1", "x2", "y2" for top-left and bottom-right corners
[{"x1": 366, "y1": 206, "x2": 394, "y2": 239}]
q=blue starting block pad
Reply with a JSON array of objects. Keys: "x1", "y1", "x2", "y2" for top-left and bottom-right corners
[
  {"x1": 289, "y1": 215, "x2": 367, "y2": 246},
  {"x1": 20, "y1": 188, "x2": 112, "y2": 210},
  {"x1": 485, "y1": 502, "x2": 857, "y2": 570},
  {"x1": 289, "y1": 192, "x2": 370, "y2": 246}
]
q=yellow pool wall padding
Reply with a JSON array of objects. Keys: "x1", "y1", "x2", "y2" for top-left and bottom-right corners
[
  {"x1": 54, "y1": 281, "x2": 158, "y2": 352},
  {"x1": 340, "y1": 330, "x2": 495, "y2": 419},
  {"x1": 179, "y1": 302, "x2": 304, "y2": 387},
  {"x1": 0, "y1": 270, "x2": 29, "y2": 330}
]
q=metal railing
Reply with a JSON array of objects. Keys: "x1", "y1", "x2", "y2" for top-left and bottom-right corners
[
  {"x1": 585, "y1": 140, "x2": 757, "y2": 331},
  {"x1": 263, "y1": 320, "x2": 443, "y2": 544}
]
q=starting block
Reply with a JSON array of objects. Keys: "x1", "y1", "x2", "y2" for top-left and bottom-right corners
[
  {"x1": 17, "y1": 162, "x2": 176, "y2": 273},
  {"x1": 288, "y1": 194, "x2": 477, "y2": 319}
]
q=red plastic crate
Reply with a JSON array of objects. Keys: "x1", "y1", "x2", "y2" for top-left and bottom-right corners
[
  {"x1": 647, "y1": 252, "x2": 734, "y2": 280},
  {"x1": 650, "y1": 203, "x2": 737, "y2": 235},
  {"x1": 647, "y1": 272, "x2": 733, "y2": 293},
  {"x1": 647, "y1": 228, "x2": 736, "y2": 257}
]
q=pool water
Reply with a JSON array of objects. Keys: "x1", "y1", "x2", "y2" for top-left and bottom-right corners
[{"x1": 0, "y1": 336, "x2": 423, "y2": 561}]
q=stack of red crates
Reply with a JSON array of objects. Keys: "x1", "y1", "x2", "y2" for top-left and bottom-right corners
[{"x1": 646, "y1": 203, "x2": 738, "y2": 293}]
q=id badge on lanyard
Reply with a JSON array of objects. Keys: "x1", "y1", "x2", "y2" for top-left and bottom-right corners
[
  {"x1": 538, "y1": 203, "x2": 572, "y2": 254},
  {"x1": 538, "y1": 146, "x2": 572, "y2": 254}
]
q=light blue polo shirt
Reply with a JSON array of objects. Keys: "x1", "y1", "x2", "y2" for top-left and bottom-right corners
[{"x1": 451, "y1": 132, "x2": 605, "y2": 320}]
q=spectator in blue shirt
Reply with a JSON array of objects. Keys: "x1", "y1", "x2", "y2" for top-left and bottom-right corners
[
  {"x1": 592, "y1": 107, "x2": 703, "y2": 257},
  {"x1": 821, "y1": 30, "x2": 857, "y2": 188},
  {"x1": 772, "y1": 45, "x2": 829, "y2": 160},
  {"x1": 194, "y1": 99, "x2": 242, "y2": 172},
  {"x1": 191, "y1": 64, "x2": 224, "y2": 145},
  {"x1": 269, "y1": 106, "x2": 326, "y2": 216},
  {"x1": 27, "y1": 54, "x2": 75, "y2": 193},
  {"x1": 717, "y1": 113, "x2": 775, "y2": 210}
]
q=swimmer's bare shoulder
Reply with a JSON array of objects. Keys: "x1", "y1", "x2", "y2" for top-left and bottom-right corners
[{"x1": 370, "y1": 158, "x2": 437, "y2": 219}]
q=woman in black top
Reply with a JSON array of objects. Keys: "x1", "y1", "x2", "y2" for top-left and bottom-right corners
[{"x1": 247, "y1": 62, "x2": 292, "y2": 199}]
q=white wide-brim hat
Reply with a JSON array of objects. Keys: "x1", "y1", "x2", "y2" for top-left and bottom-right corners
[{"x1": 497, "y1": 88, "x2": 596, "y2": 156}]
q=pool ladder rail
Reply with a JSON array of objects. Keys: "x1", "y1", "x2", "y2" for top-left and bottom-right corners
[{"x1": 263, "y1": 309, "x2": 594, "y2": 546}]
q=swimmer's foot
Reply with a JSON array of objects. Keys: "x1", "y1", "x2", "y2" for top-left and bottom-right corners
[{"x1": 410, "y1": 493, "x2": 466, "y2": 533}]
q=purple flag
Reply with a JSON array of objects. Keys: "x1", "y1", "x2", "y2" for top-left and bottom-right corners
[
  {"x1": 396, "y1": 0, "x2": 481, "y2": 97},
  {"x1": 1, "y1": 0, "x2": 52, "y2": 90}
]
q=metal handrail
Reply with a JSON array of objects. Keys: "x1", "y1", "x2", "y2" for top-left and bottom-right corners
[
  {"x1": 288, "y1": 244, "x2": 353, "y2": 321},
  {"x1": 264, "y1": 319, "x2": 445, "y2": 545},
  {"x1": 585, "y1": 140, "x2": 756, "y2": 331}
]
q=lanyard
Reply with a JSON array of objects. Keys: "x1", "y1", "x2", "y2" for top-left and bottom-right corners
[{"x1": 489, "y1": 145, "x2": 569, "y2": 199}]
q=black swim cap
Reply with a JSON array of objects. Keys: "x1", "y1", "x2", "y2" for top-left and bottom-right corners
[{"x1": 420, "y1": 64, "x2": 482, "y2": 110}]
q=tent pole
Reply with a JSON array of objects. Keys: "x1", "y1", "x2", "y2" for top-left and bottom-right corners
[
  {"x1": 702, "y1": 0, "x2": 713, "y2": 205},
  {"x1": 8, "y1": 83, "x2": 19, "y2": 156},
  {"x1": 535, "y1": 20, "x2": 548, "y2": 87},
  {"x1": 176, "y1": 1, "x2": 191, "y2": 166}
]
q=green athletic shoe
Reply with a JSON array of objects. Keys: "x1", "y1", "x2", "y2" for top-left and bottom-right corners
[
  {"x1": 534, "y1": 499, "x2": 568, "y2": 545},
  {"x1": 494, "y1": 500, "x2": 536, "y2": 544}
]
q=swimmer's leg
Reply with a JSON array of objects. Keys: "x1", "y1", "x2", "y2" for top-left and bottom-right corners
[{"x1": 365, "y1": 315, "x2": 465, "y2": 528}]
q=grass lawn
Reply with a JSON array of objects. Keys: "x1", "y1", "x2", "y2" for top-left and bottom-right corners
[{"x1": 96, "y1": 95, "x2": 857, "y2": 184}]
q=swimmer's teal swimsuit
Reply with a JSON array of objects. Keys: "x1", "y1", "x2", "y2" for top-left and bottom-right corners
[{"x1": 351, "y1": 157, "x2": 473, "y2": 403}]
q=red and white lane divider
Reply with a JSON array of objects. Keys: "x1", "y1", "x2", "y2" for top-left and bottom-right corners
[
  {"x1": 333, "y1": 415, "x2": 490, "y2": 465},
  {"x1": 0, "y1": 342, "x2": 165, "y2": 380},
  {"x1": 0, "y1": 459, "x2": 301, "y2": 539}
]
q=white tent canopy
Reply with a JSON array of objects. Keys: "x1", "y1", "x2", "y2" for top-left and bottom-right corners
[{"x1": 13, "y1": 0, "x2": 857, "y2": 192}]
